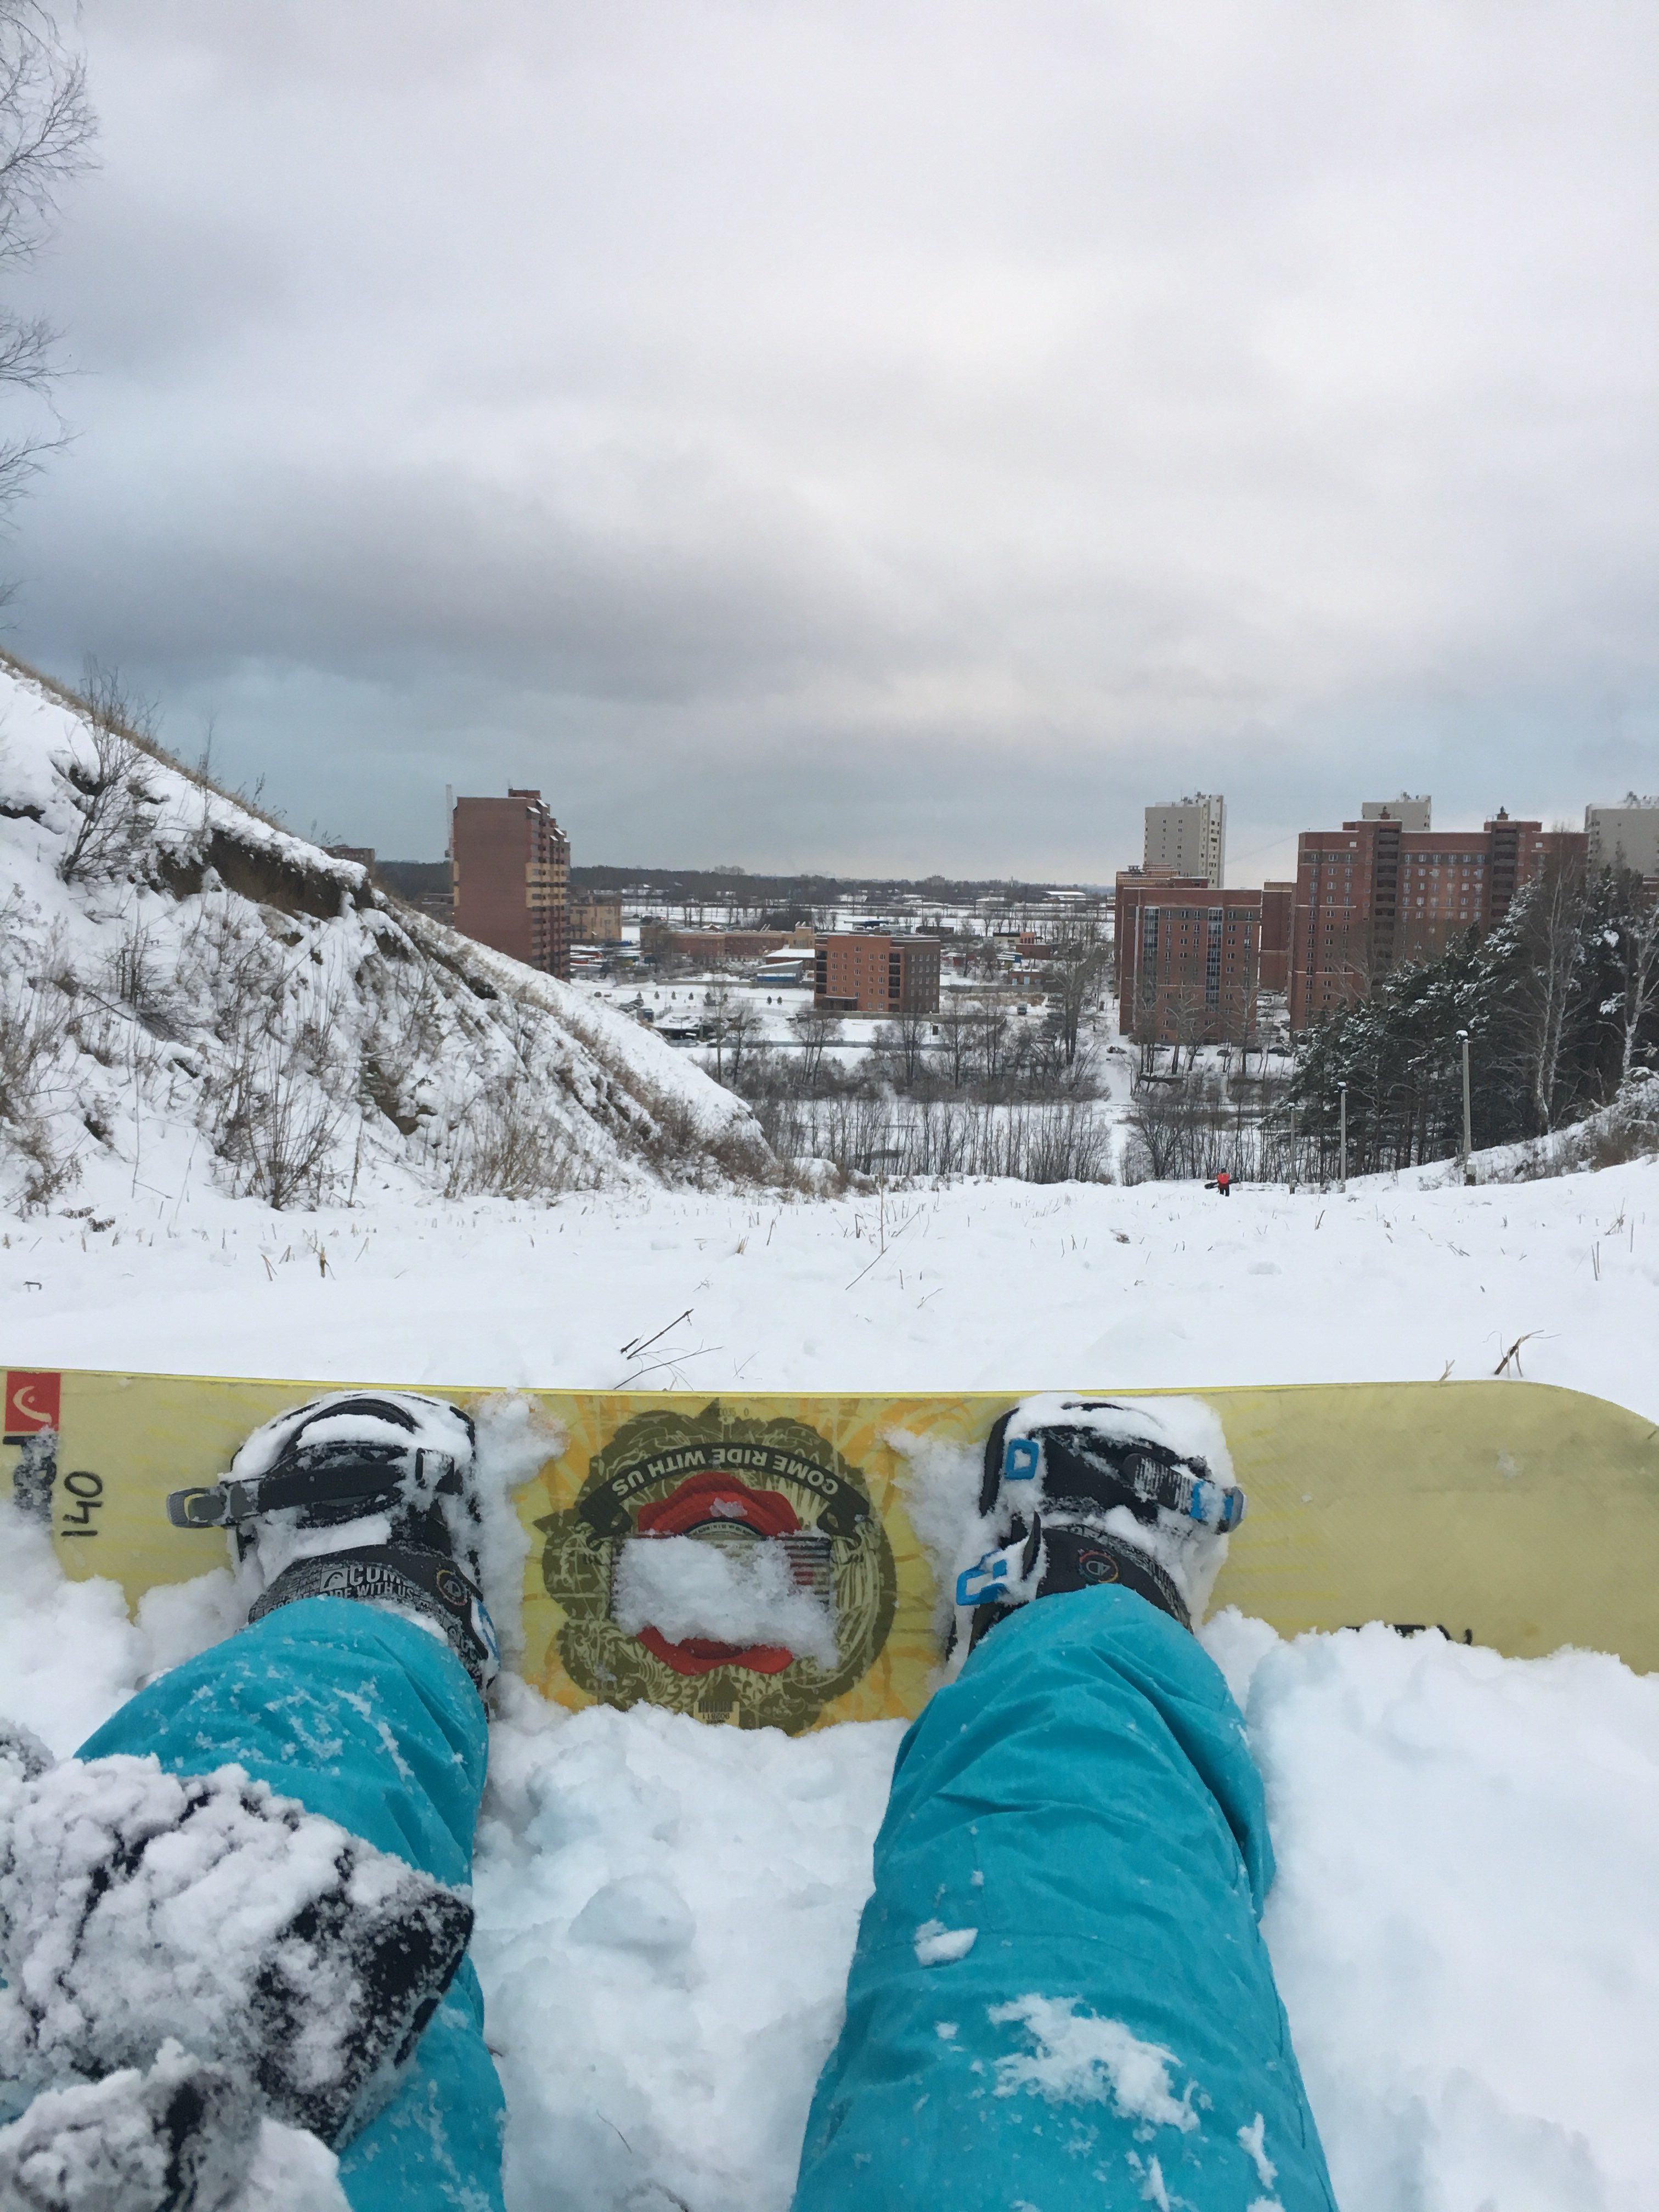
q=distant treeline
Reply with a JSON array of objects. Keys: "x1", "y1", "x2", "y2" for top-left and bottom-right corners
[
  {"x1": 566, "y1": 865, "x2": 1103, "y2": 907},
  {"x1": 375, "y1": 860, "x2": 449, "y2": 900},
  {"x1": 372, "y1": 859, "x2": 1105, "y2": 913}
]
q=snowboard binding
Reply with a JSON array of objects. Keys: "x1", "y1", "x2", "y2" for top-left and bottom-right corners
[
  {"x1": 954, "y1": 1394, "x2": 1245, "y2": 1658},
  {"x1": 167, "y1": 1391, "x2": 499, "y2": 1694}
]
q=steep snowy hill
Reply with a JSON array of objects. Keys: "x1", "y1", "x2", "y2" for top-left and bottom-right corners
[{"x1": 0, "y1": 654, "x2": 763, "y2": 1214}]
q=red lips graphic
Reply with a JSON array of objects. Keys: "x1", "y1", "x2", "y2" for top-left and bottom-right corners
[{"x1": 630, "y1": 1469, "x2": 804, "y2": 1676}]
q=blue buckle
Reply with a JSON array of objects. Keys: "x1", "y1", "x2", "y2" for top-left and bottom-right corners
[
  {"x1": 1189, "y1": 1481, "x2": 1245, "y2": 1532},
  {"x1": 956, "y1": 1550, "x2": 1011, "y2": 1606},
  {"x1": 1002, "y1": 1437, "x2": 1040, "y2": 1482}
]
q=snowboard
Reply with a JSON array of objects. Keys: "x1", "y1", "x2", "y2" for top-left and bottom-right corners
[{"x1": 5, "y1": 1365, "x2": 1657, "y2": 1732}]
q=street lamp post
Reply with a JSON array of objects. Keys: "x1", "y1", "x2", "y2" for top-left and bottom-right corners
[
  {"x1": 1457, "y1": 1028, "x2": 1474, "y2": 1183},
  {"x1": 1338, "y1": 1080, "x2": 1348, "y2": 1193}
]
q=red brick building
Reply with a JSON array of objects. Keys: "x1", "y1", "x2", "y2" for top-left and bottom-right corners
[
  {"x1": 1259, "y1": 882, "x2": 1294, "y2": 991},
  {"x1": 1288, "y1": 812, "x2": 1589, "y2": 1028},
  {"x1": 815, "y1": 933, "x2": 941, "y2": 1014},
  {"x1": 1114, "y1": 876, "x2": 1276, "y2": 1046},
  {"x1": 450, "y1": 789, "x2": 571, "y2": 979}
]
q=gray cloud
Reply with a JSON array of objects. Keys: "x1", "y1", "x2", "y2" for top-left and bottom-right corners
[{"x1": 2, "y1": 0, "x2": 1655, "y2": 873}]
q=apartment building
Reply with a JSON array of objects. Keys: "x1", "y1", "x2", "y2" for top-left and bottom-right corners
[
  {"x1": 1114, "y1": 875, "x2": 1289, "y2": 1046},
  {"x1": 1143, "y1": 794, "x2": 1226, "y2": 888},
  {"x1": 1288, "y1": 811, "x2": 1588, "y2": 1027},
  {"x1": 450, "y1": 789, "x2": 571, "y2": 978},
  {"x1": 815, "y1": 932, "x2": 941, "y2": 1015},
  {"x1": 1259, "y1": 882, "x2": 1295, "y2": 991},
  {"x1": 1362, "y1": 794, "x2": 1432, "y2": 833},
  {"x1": 1585, "y1": 799, "x2": 1659, "y2": 881},
  {"x1": 570, "y1": 894, "x2": 624, "y2": 943}
]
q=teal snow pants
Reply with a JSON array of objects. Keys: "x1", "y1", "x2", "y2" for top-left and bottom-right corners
[
  {"x1": 793, "y1": 1585, "x2": 1337, "y2": 2212},
  {"x1": 76, "y1": 1597, "x2": 506, "y2": 2212}
]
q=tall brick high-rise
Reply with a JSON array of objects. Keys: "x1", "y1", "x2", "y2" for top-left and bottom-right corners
[
  {"x1": 1288, "y1": 811, "x2": 1588, "y2": 1028},
  {"x1": 450, "y1": 789, "x2": 571, "y2": 979}
]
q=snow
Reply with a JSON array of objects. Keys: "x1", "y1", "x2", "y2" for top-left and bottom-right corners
[
  {"x1": 1242, "y1": 1621, "x2": 1659, "y2": 2212},
  {"x1": 475, "y1": 1694, "x2": 901, "y2": 2212},
  {"x1": 5, "y1": 662, "x2": 1659, "y2": 2207},
  {"x1": 986, "y1": 1994, "x2": 1199, "y2": 2133},
  {"x1": 613, "y1": 1533, "x2": 840, "y2": 1671},
  {"x1": 4, "y1": 1166, "x2": 1658, "y2": 1418},
  {"x1": 912, "y1": 1920, "x2": 978, "y2": 1965}
]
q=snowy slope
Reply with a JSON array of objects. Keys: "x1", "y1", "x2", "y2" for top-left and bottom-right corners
[
  {"x1": 0, "y1": 656, "x2": 762, "y2": 1215},
  {"x1": 3, "y1": 1156, "x2": 1658, "y2": 2209}
]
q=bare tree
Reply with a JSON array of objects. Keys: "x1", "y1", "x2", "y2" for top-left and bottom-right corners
[
  {"x1": 1610, "y1": 889, "x2": 1659, "y2": 1087},
  {"x1": 703, "y1": 988, "x2": 761, "y2": 1085},
  {"x1": 874, "y1": 1005, "x2": 932, "y2": 1087},
  {"x1": 969, "y1": 995, "x2": 1013, "y2": 1085},
  {"x1": 1505, "y1": 860, "x2": 1588, "y2": 1131},
  {"x1": 0, "y1": 3, "x2": 94, "y2": 511},
  {"x1": 934, "y1": 1001, "x2": 980, "y2": 1086},
  {"x1": 791, "y1": 1002, "x2": 842, "y2": 1091},
  {"x1": 1045, "y1": 928, "x2": 1110, "y2": 1066}
]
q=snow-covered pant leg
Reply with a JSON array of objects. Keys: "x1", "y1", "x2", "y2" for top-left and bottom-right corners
[
  {"x1": 793, "y1": 1586, "x2": 1336, "y2": 2212},
  {"x1": 74, "y1": 1595, "x2": 506, "y2": 2212}
]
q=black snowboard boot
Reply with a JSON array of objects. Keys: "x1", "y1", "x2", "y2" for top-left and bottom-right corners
[
  {"x1": 953, "y1": 1393, "x2": 1246, "y2": 1660},
  {"x1": 167, "y1": 1391, "x2": 499, "y2": 1694}
]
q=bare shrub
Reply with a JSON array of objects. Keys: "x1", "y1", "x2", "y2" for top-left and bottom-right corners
[
  {"x1": 104, "y1": 918, "x2": 182, "y2": 1038},
  {"x1": 757, "y1": 1092, "x2": 1113, "y2": 1186},
  {"x1": 0, "y1": 950, "x2": 78, "y2": 1207},
  {"x1": 208, "y1": 1029, "x2": 347, "y2": 1210},
  {"x1": 443, "y1": 1085, "x2": 583, "y2": 1200},
  {"x1": 55, "y1": 668, "x2": 165, "y2": 884}
]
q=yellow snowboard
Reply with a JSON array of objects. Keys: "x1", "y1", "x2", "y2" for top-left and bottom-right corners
[{"x1": 5, "y1": 1365, "x2": 1656, "y2": 1731}]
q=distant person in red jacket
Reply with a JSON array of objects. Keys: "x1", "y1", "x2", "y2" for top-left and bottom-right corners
[{"x1": 1208, "y1": 1169, "x2": 1232, "y2": 1197}]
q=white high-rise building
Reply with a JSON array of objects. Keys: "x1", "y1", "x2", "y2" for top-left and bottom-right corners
[
  {"x1": 1585, "y1": 797, "x2": 1659, "y2": 878},
  {"x1": 1362, "y1": 793, "x2": 1432, "y2": 833},
  {"x1": 1143, "y1": 793, "x2": 1225, "y2": 887}
]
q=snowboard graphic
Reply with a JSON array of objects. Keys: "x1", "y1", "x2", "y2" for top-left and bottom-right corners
[{"x1": 5, "y1": 1365, "x2": 1657, "y2": 1729}]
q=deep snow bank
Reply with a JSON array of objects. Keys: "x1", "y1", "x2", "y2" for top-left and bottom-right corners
[{"x1": 0, "y1": 656, "x2": 761, "y2": 1213}]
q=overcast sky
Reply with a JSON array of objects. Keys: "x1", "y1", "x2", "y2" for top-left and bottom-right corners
[{"x1": 3, "y1": 0, "x2": 1656, "y2": 878}]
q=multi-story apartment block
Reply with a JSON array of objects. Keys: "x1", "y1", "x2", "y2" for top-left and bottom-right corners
[
  {"x1": 1362, "y1": 794, "x2": 1432, "y2": 833},
  {"x1": 815, "y1": 932, "x2": 941, "y2": 1015},
  {"x1": 1114, "y1": 875, "x2": 1289, "y2": 1046},
  {"x1": 1585, "y1": 798, "x2": 1659, "y2": 881},
  {"x1": 570, "y1": 894, "x2": 624, "y2": 943},
  {"x1": 1143, "y1": 794, "x2": 1226, "y2": 888},
  {"x1": 1288, "y1": 811, "x2": 1588, "y2": 1028},
  {"x1": 450, "y1": 788, "x2": 571, "y2": 979}
]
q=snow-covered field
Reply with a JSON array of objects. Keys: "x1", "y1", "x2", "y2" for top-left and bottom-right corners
[{"x1": 4, "y1": 1158, "x2": 1659, "y2": 2211}]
